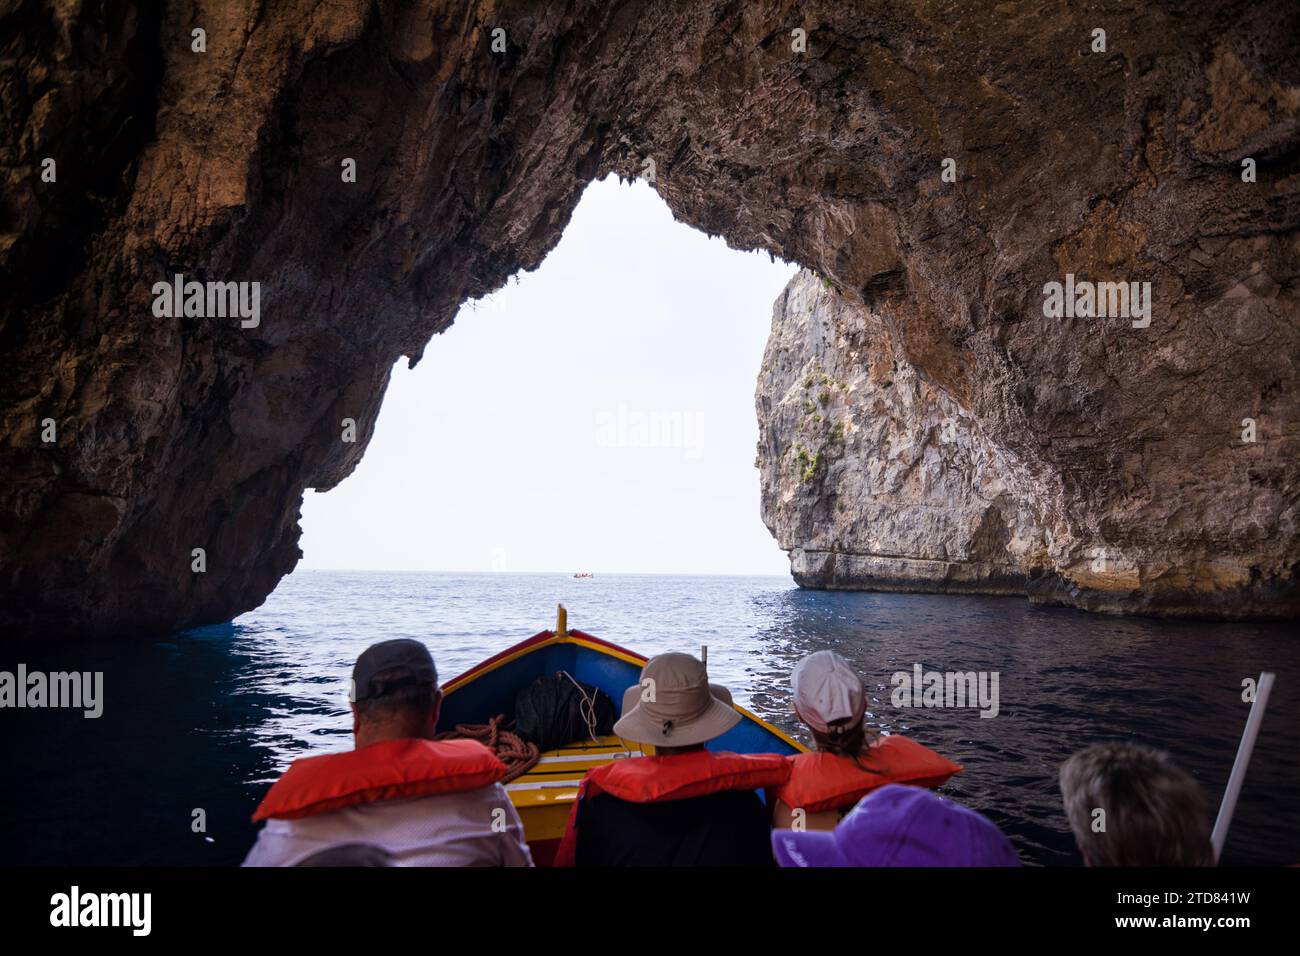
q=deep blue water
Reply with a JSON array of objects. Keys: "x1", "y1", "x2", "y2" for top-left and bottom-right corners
[{"x1": 3, "y1": 571, "x2": 1297, "y2": 866}]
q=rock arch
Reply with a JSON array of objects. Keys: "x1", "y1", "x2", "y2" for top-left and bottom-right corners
[{"x1": 2, "y1": 1, "x2": 1296, "y2": 636}]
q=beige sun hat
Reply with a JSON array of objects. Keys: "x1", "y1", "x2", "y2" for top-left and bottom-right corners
[{"x1": 614, "y1": 652, "x2": 741, "y2": 747}]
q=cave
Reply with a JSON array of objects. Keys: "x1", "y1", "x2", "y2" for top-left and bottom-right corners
[{"x1": 2, "y1": 0, "x2": 1298, "y2": 640}]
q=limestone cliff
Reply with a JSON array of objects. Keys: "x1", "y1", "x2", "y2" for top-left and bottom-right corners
[
  {"x1": 758, "y1": 269, "x2": 1297, "y2": 617},
  {"x1": 758, "y1": 270, "x2": 1042, "y2": 597},
  {"x1": 2, "y1": 1, "x2": 1297, "y2": 637}
]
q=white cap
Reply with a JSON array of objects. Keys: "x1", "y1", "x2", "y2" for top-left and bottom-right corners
[{"x1": 791, "y1": 650, "x2": 865, "y2": 733}]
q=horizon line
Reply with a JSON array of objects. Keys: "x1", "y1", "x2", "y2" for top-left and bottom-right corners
[{"x1": 293, "y1": 567, "x2": 794, "y2": 578}]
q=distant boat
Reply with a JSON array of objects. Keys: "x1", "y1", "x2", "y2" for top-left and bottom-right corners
[{"x1": 573, "y1": 572, "x2": 593, "y2": 579}]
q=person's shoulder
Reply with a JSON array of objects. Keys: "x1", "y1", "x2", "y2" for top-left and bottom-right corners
[
  {"x1": 578, "y1": 789, "x2": 644, "y2": 831},
  {"x1": 704, "y1": 788, "x2": 766, "y2": 808},
  {"x1": 579, "y1": 789, "x2": 620, "y2": 816},
  {"x1": 384, "y1": 780, "x2": 511, "y2": 806},
  {"x1": 466, "y1": 780, "x2": 513, "y2": 803},
  {"x1": 444, "y1": 780, "x2": 518, "y2": 817},
  {"x1": 698, "y1": 788, "x2": 768, "y2": 824}
]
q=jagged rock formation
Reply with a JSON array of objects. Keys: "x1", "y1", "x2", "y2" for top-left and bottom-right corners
[
  {"x1": 758, "y1": 270, "x2": 1043, "y2": 598},
  {"x1": 2, "y1": 1, "x2": 1297, "y2": 637},
  {"x1": 759, "y1": 269, "x2": 1298, "y2": 617}
]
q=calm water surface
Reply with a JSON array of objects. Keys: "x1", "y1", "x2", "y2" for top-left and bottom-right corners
[{"x1": 4, "y1": 571, "x2": 1297, "y2": 866}]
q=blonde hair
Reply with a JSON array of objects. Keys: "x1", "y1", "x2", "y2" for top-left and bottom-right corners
[{"x1": 1059, "y1": 743, "x2": 1213, "y2": 867}]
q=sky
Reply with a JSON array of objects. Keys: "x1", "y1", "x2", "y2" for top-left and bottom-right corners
[{"x1": 297, "y1": 175, "x2": 799, "y2": 576}]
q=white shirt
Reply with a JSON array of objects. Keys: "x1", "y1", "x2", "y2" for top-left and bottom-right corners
[{"x1": 242, "y1": 783, "x2": 534, "y2": 867}]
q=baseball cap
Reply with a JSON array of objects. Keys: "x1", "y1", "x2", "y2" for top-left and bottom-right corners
[
  {"x1": 349, "y1": 639, "x2": 437, "y2": 702},
  {"x1": 792, "y1": 650, "x2": 865, "y2": 733},
  {"x1": 771, "y1": 783, "x2": 1021, "y2": 867}
]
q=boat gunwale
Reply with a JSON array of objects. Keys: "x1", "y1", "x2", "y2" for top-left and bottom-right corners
[{"x1": 441, "y1": 628, "x2": 807, "y2": 753}]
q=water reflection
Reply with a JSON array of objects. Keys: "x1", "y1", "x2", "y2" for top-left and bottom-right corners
[
  {"x1": 2, "y1": 571, "x2": 1295, "y2": 867},
  {"x1": 744, "y1": 588, "x2": 1299, "y2": 866}
]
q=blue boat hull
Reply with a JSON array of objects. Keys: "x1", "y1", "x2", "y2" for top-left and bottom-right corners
[{"x1": 438, "y1": 629, "x2": 802, "y2": 756}]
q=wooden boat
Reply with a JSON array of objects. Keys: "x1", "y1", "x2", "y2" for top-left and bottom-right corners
[{"x1": 437, "y1": 606, "x2": 806, "y2": 865}]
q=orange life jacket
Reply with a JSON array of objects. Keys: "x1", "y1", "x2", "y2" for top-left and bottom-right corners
[
  {"x1": 553, "y1": 750, "x2": 791, "y2": 866},
  {"x1": 775, "y1": 735, "x2": 961, "y2": 815},
  {"x1": 251, "y1": 738, "x2": 507, "y2": 822}
]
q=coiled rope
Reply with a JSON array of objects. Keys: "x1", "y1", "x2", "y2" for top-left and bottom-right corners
[
  {"x1": 434, "y1": 714, "x2": 540, "y2": 783},
  {"x1": 557, "y1": 670, "x2": 601, "y2": 743}
]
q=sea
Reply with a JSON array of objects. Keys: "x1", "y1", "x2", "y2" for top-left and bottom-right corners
[{"x1": 3, "y1": 571, "x2": 1297, "y2": 866}]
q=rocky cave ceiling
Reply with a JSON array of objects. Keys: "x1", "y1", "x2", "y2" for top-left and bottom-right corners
[{"x1": 1, "y1": 0, "x2": 1297, "y2": 638}]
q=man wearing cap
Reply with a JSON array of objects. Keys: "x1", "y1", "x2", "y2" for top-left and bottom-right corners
[
  {"x1": 773, "y1": 650, "x2": 960, "y2": 830},
  {"x1": 771, "y1": 784, "x2": 1021, "y2": 867},
  {"x1": 554, "y1": 652, "x2": 791, "y2": 867},
  {"x1": 243, "y1": 639, "x2": 533, "y2": 866}
]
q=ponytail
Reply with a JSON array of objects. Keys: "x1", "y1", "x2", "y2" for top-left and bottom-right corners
[{"x1": 811, "y1": 718, "x2": 882, "y2": 774}]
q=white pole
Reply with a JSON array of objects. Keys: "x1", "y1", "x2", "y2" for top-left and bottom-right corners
[{"x1": 1211, "y1": 671, "x2": 1275, "y2": 864}]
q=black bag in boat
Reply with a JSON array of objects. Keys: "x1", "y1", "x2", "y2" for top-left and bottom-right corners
[{"x1": 514, "y1": 673, "x2": 616, "y2": 752}]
